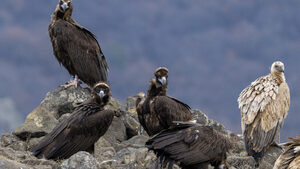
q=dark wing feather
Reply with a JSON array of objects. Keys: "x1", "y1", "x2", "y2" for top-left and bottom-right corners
[
  {"x1": 244, "y1": 120, "x2": 281, "y2": 159},
  {"x1": 146, "y1": 124, "x2": 231, "y2": 168},
  {"x1": 138, "y1": 97, "x2": 162, "y2": 136},
  {"x1": 49, "y1": 20, "x2": 108, "y2": 86},
  {"x1": 153, "y1": 96, "x2": 192, "y2": 129},
  {"x1": 32, "y1": 103, "x2": 114, "y2": 160}
]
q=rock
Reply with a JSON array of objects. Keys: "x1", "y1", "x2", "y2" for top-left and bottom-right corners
[
  {"x1": 102, "y1": 117, "x2": 127, "y2": 146},
  {"x1": 227, "y1": 155, "x2": 256, "y2": 169},
  {"x1": 0, "y1": 157, "x2": 31, "y2": 169},
  {"x1": 21, "y1": 159, "x2": 58, "y2": 169},
  {"x1": 192, "y1": 109, "x2": 209, "y2": 125},
  {"x1": 105, "y1": 98, "x2": 122, "y2": 111},
  {"x1": 260, "y1": 145, "x2": 283, "y2": 169},
  {"x1": 119, "y1": 135, "x2": 148, "y2": 149},
  {"x1": 40, "y1": 86, "x2": 91, "y2": 118},
  {"x1": 0, "y1": 133, "x2": 27, "y2": 151},
  {"x1": 59, "y1": 151, "x2": 100, "y2": 169},
  {"x1": 121, "y1": 112, "x2": 140, "y2": 139},
  {"x1": 114, "y1": 147, "x2": 148, "y2": 167},
  {"x1": 0, "y1": 146, "x2": 30, "y2": 161},
  {"x1": 13, "y1": 106, "x2": 58, "y2": 140},
  {"x1": 227, "y1": 144, "x2": 283, "y2": 169},
  {"x1": 124, "y1": 93, "x2": 144, "y2": 114},
  {"x1": 13, "y1": 86, "x2": 91, "y2": 141}
]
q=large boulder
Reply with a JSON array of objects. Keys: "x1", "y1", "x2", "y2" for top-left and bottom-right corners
[{"x1": 13, "y1": 86, "x2": 91, "y2": 141}]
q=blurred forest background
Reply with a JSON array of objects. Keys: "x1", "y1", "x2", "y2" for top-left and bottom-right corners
[{"x1": 0, "y1": 0, "x2": 299, "y2": 141}]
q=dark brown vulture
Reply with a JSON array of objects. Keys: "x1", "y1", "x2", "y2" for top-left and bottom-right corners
[
  {"x1": 146, "y1": 121, "x2": 232, "y2": 169},
  {"x1": 273, "y1": 135, "x2": 300, "y2": 169},
  {"x1": 137, "y1": 67, "x2": 193, "y2": 136},
  {"x1": 238, "y1": 61, "x2": 290, "y2": 165},
  {"x1": 49, "y1": 0, "x2": 108, "y2": 87},
  {"x1": 32, "y1": 82, "x2": 119, "y2": 160}
]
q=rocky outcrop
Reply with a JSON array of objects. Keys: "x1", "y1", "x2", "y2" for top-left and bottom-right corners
[{"x1": 0, "y1": 86, "x2": 283, "y2": 169}]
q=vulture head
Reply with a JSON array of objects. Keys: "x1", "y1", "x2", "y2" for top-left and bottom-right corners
[
  {"x1": 92, "y1": 82, "x2": 111, "y2": 105},
  {"x1": 271, "y1": 61, "x2": 285, "y2": 73},
  {"x1": 55, "y1": 0, "x2": 73, "y2": 18},
  {"x1": 154, "y1": 67, "x2": 169, "y2": 88}
]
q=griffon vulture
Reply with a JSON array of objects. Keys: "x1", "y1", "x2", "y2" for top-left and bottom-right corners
[
  {"x1": 137, "y1": 67, "x2": 193, "y2": 136},
  {"x1": 146, "y1": 121, "x2": 232, "y2": 169},
  {"x1": 49, "y1": 0, "x2": 108, "y2": 87},
  {"x1": 32, "y1": 82, "x2": 119, "y2": 160},
  {"x1": 273, "y1": 135, "x2": 300, "y2": 169},
  {"x1": 238, "y1": 61, "x2": 290, "y2": 164}
]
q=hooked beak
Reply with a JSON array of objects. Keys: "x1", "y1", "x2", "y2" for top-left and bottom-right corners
[
  {"x1": 277, "y1": 66, "x2": 284, "y2": 73},
  {"x1": 60, "y1": 2, "x2": 69, "y2": 12},
  {"x1": 99, "y1": 90, "x2": 105, "y2": 99},
  {"x1": 158, "y1": 76, "x2": 167, "y2": 86}
]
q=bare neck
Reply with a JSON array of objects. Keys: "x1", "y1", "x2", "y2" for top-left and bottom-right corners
[{"x1": 271, "y1": 72, "x2": 285, "y2": 84}]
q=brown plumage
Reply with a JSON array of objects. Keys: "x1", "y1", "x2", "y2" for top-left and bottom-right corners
[
  {"x1": 273, "y1": 135, "x2": 300, "y2": 169},
  {"x1": 146, "y1": 121, "x2": 232, "y2": 169},
  {"x1": 238, "y1": 61, "x2": 290, "y2": 163},
  {"x1": 32, "y1": 82, "x2": 119, "y2": 160},
  {"x1": 49, "y1": 0, "x2": 108, "y2": 87},
  {"x1": 137, "y1": 67, "x2": 193, "y2": 136}
]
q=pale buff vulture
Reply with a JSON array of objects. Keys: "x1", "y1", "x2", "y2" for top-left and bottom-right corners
[
  {"x1": 237, "y1": 61, "x2": 290, "y2": 165},
  {"x1": 273, "y1": 135, "x2": 300, "y2": 169}
]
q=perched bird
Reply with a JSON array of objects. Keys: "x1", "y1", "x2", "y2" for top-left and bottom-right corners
[
  {"x1": 137, "y1": 67, "x2": 193, "y2": 136},
  {"x1": 49, "y1": 0, "x2": 108, "y2": 87},
  {"x1": 273, "y1": 135, "x2": 300, "y2": 169},
  {"x1": 32, "y1": 82, "x2": 119, "y2": 160},
  {"x1": 238, "y1": 61, "x2": 290, "y2": 164},
  {"x1": 146, "y1": 121, "x2": 232, "y2": 169}
]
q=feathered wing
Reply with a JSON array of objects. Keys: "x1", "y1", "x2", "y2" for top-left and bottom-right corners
[
  {"x1": 238, "y1": 75, "x2": 290, "y2": 155},
  {"x1": 274, "y1": 136, "x2": 300, "y2": 169},
  {"x1": 146, "y1": 122, "x2": 231, "y2": 168},
  {"x1": 137, "y1": 97, "x2": 162, "y2": 136},
  {"x1": 152, "y1": 96, "x2": 193, "y2": 129},
  {"x1": 49, "y1": 20, "x2": 108, "y2": 86},
  {"x1": 32, "y1": 103, "x2": 114, "y2": 160}
]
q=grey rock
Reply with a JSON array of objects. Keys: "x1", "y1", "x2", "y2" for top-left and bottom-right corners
[
  {"x1": 192, "y1": 109, "x2": 209, "y2": 125},
  {"x1": 121, "y1": 112, "x2": 140, "y2": 139},
  {"x1": 227, "y1": 155, "x2": 256, "y2": 169},
  {"x1": 59, "y1": 151, "x2": 100, "y2": 169},
  {"x1": 105, "y1": 98, "x2": 122, "y2": 112},
  {"x1": 0, "y1": 157, "x2": 31, "y2": 169},
  {"x1": 260, "y1": 145, "x2": 283, "y2": 169},
  {"x1": 21, "y1": 159, "x2": 58, "y2": 169},
  {"x1": 27, "y1": 137, "x2": 44, "y2": 151},
  {"x1": 0, "y1": 146, "x2": 30, "y2": 161},
  {"x1": 124, "y1": 95, "x2": 139, "y2": 113},
  {"x1": 114, "y1": 147, "x2": 148, "y2": 167},
  {"x1": 119, "y1": 135, "x2": 148, "y2": 149},
  {"x1": 0, "y1": 133, "x2": 27, "y2": 151},
  {"x1": 13, "y1": 86, "x2": 91, "y2": 141},
  {"x1": 13, "y1": 107, "x2": 58, "y2": 140},
  {"x1": 102, "y1": 117, "x2": 127, "y2": 146},
  {"x1": 40, "y1": 86, "x2": 91, "y2": 118}
]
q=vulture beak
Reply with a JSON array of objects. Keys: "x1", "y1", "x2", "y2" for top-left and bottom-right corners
[
  {"x1": 277, "y1": 66, "x2": 284, "y2": 73},
  {"x1": 99, "y1": 90, "x2": 105, "y2": 99},
  {"x1": 60, "y1": 2, "x2": 69, "y2": 11},
  {"x1": 158, "y1": 77, "x2": 167, "y2": 86}
]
